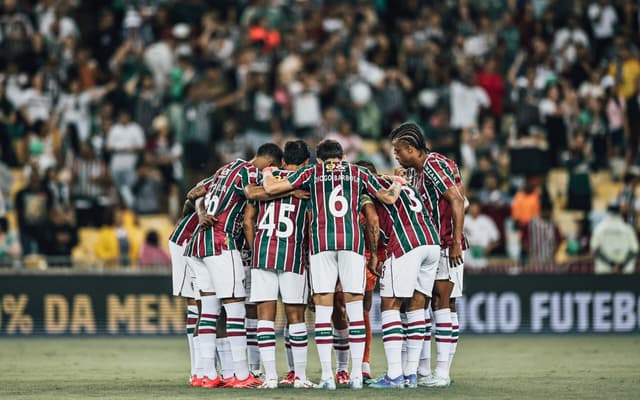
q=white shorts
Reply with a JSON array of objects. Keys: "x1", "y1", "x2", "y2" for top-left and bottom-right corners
[
  {"x1": 250, "y1": 268, "x2": 309, "y2": 304},
  {"x1": 244, "y1": 265, "x2": 254, "y2": 305},
  {"x1": 309, "y1": 251, "x2": 365, "y2": 294},
  {"x1": 436, "y1": 248, "x2": 466, "y2": 298},
  {"x1": 187, "y1": 250, "x2": 246, "y2": 299},
  {"x1": 169, "y1": 241, "x2": 197, "y2": 298},
  {"x1": 380, "y1": 245, "x2": 440, "y2": 298}
]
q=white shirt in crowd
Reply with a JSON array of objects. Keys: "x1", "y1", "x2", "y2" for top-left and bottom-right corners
[
  {"x1": 290, "y1": 81, "x2": 322, "y2": 129},
  {"x1": 464, "y1": 213, "x2": 500, "y2": 268},
  {"x1": 106, "y1": 122, "x2": 145, "y2": 172},
  {"x1": 15, "y1": 88, "x2": 52, "y2": 123},
  {"x1": 590, "y1": 213, "x2": 639, "y2": 274},
  {"x1": 588, "y1": 3, "x2": 618, "y2": 39},
  {"x1": 56, "y1": 89, "x2": 103, "y2": 142},
  {"x1": 449, "y1": 80, "x2": 490, "y2": 129},
  {"x1": 552, "y1": 27, "x2": 589, "y2": 69},
  {"x1": 144, "y1": 41, "x2": 175, "y2": 94}
]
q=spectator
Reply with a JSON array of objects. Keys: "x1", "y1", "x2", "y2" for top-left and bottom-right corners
[
  {"x1": 15, "y1": 72, "x2": 52, "y2": 130},
  {"x1": 588, "y1": 0, "x2": 618, "y2": 62},
  {"x1": 95, "y1": 207, "x2": 141, "y2": 268},
  {"x1": 326, "y1": 119, "x2": 362, "y2": 162},
  {"x1": 625, "y1": 77, "x2": 640, "y2": 168},
  {"x1": 41, "y1": 208, "x2": 78, "y2": 267},
  {"x1": 72, "y1": 142, "x2": 112, "y2": 227},
  {"x1": 552, "y1": 14, "x2": 589, "y2": 72},
  {"x1": 132, "y1": 152, "x2": 163, "y2": 215},
  {"x1": 511, "y1": 176, "x2": 541, "y2": 229},
  {"x1": 148, "y1": 115, "x2": 182, "y2": 179},
  {"x1": 244, "y1": 67, "x2": 280, "y2": 151},
  {"x1": 607, "y1": 45, "x2": 640, "y2": 101},
  {"x1": 106, "y1": 108, "x2": 145, "y2": 209},
  {"x1": 139, "y1": 229, "x2": 171, "y2": 269},
  {"x1": 523, "y1": 200, "x2": 561, "y2": 264},
  {"x1": 591, "y1": 201, "x2": 639, "y2": 274},
  {"x1": 449, "y1": 69, "x2": 489, "y2": 131},
  {"x1": 0, "y1": 78, "x2": 21, "y2": 166},
  {"x1": 464, "y1": 198, "x2": 501, "y2": 268},
  {"x1": 476, "y1": 57, "x2": 505, "y2": 120},
  {"x1": 290, "y1": 71, "x2": 322, "y2": 139},
  {"x1": 618, "y1": 170, "x2": 640, "y2": 230},
  {"x1": 14, "y1": 168, "x2": 52, "y2": 255},
  {"x1": 0, "y1": 216, "x2": 20, "y2": 266},
  {"x1": 539, "y1": 83, "x2": 568, "y2": 167}
]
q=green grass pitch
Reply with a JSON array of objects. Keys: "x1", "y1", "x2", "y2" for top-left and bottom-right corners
[{"x1": 0, "y1": 336, "x2": 638, "y2": 400}]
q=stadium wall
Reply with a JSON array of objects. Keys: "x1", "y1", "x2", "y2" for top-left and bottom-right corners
[{"x1": 0, "y1": 273, "x2": 638, "y2": 336}]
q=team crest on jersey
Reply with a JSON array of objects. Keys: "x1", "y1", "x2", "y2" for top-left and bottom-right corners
[
  {"x1": 326, "y1": 162, "x2": 336, "y2": 170},
  {"x1": 220, "y1": 168, "x2": 230, "y2": 177},
  {"x1": 334, "y1": 164, "x2": 346, "y2": 171}
]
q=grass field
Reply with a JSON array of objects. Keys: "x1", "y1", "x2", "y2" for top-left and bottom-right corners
[{"x1": 0, "y1": 336, "x2": 638, "y2": 400}]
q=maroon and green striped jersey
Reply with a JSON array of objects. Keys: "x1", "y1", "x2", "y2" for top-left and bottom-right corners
[
  {"x1": 374, "y1": 178, "x2": 439, "y2": 258},
  {"x1": 168, "y1": 176, "x2": 216, "y2": 246},
  {"x1": 431, "y1": 153, "x2": 468, "y2": 250},
  {"x1": 185, "y1": 159, "x2": 259, "y2": 257},
  {"x1": 252, "y1": 170, "x2": 310, "y2": 274},
  {"x1": 406, "y1": 152, "x2": 457, "y2": 234},
  {"x1": 287, "y1": 161, "x2": 384, "y2": 255}
]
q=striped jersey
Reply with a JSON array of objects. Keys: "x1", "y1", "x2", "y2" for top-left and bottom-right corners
[
  {"x1": 287, "y1": 161, "x2": 384, "y2": 255},
  {"x1": 168, "y1": 176, "x2": 216, "y2": 246},
  {"x1": 252, "y1": 170, "x2": 310, "y2": 274},
  {"x1": 430, "y1": 153, "x2": 468, "y2": 249},
  {"x1": 185, "y1": 159, "x2": 259, "y2": 257},
  {"x1": 406, "y1": 152, "x2": 456, "y2": 237},
  {"x1": 375, "y1": 178, "x2": 439, "y2": 258}
]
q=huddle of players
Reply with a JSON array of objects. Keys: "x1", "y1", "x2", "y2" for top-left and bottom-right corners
[{"x1": 168, "y1": 121, "x2": 467, "y2": 390}]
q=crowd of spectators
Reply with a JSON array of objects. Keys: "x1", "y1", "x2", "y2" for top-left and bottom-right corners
[{"x1": 0, "y1": 0, "x2": 639, "y2": 271}]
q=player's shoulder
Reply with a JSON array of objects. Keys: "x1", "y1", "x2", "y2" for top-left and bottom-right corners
[{"x1": 273, "y1": 169, "x2": 292, "y2": 179}]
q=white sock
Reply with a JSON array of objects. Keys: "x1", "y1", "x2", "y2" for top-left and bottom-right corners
[
  {"x1": 216, "y1": 337, "x2": 234, "y2": 379},
  {"x1": 449, "y1": 312, "x2": 459, "y2": 369},
  {"x1": 193, "y1": 335, "x2": 205, "y2": 377},
  {"x1": 197, "y1": 296, "x2": 220, "y2": 378},
  {"x1": 186, "y1": 305, "x2": 198, "y2": 376},
  {"x1": 346, "y1": 300, "x2": 365, "y2": 379},
  {"x1": 418, "y1": 312, "x2": 432, "y2": 376},
  {"x1": 257, "y1": 320, "x2": 277, "y2": 380},
  {"x1": 314, "y1": 305, "x2": 334, "y2": 380},
  {"x1": 284, "y1": 325, "x2": 294, "y2": 372},
  {"x1": 246, "y1": 318, "x2": 260, "y2": 372},
  {"x1": 333, "y1": 328, "x2": 349, "y2": 372},
  {"x1": 223, "y1": 301, "x2": 249, "y2": 380},
  {"x1": 400, "y1": 312, "x2": 408, "y2": 373},
  {"x1": 434, "y1": 308, "x2": 452, "y2": 379},
  {"x1": 404, "y1": 309, "x2": 426, "y2": 376},
  {"x1": 289, "y1": 322, "x2": 308, "y2": 381},
  {"x1": 381, "y1": 309, "x2": 403, "y2": 379}
]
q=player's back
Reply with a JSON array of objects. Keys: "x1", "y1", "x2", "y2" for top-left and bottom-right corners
[
  {"x1": 375, "y1": 178, "x2": 439, "y2": 258},
  {"x1": 407, "y1": 152, "x2": 457, "y2": 232},
  {"x1": 430, "y1": 153, "x2": 468, "y2": 249},
  {"x1": 186, "y1": 159, "x2": 258, "y2": 257},
  {"x1": 206, "y1": 159, "x2": 257, "y2": 237},
  {"x1": 169, "y1": 175, "x2": 217, "y2": 246},
  {"x1": 306, "y1": 161, "x2": 367, "y2": 255},
  {"x1": 253, "y1": 170, "x2": 309, "y2": 273}
]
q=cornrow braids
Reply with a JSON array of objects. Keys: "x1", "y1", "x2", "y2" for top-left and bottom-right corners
[{"x1": 390, "y1": 122, "x2": 428, "y2": 152}]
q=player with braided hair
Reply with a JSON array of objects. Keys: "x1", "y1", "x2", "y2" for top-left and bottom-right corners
[{"x1": 391, "y1": 122, "x2": 467, "y2": 388}]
